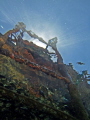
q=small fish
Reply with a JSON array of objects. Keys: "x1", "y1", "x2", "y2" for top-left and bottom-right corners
[{"x1": 77, "y1": 62, "x2": 85, "y2": 65}]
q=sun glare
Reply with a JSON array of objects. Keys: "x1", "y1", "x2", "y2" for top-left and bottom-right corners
[{"x1": 32, "y1": 39, "x2": 46, "y2": 48}]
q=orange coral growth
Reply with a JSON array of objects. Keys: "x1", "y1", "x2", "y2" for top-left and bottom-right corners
[
  {"x1": 22, "y1": 49, "x2": 36, "y2": 62},
  {"x1": 2, "y1": 44, "x2": 13, "y2": 53}
]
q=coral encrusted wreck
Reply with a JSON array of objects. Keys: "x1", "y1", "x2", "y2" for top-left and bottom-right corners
[{"x1": 0, "y1": 22, "x2": 90, "y2": 120}]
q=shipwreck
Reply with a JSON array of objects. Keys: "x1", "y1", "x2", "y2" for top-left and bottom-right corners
[{"x1": 0, "y1": 22, "x2": 90, "y2": 120}]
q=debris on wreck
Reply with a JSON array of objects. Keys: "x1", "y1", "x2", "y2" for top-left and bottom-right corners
[{"x1": 0, "y1": 22, "x2": 90, "y2": 120}]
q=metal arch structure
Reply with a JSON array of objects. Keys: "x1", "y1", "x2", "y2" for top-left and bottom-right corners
[{"x1": 2, "y1": 22, "x2": 63, "y2": 64}]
